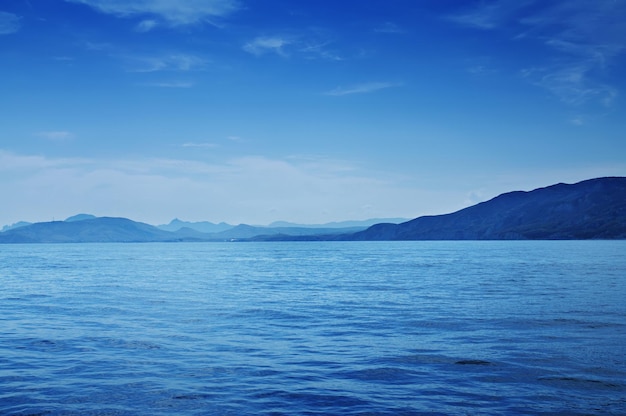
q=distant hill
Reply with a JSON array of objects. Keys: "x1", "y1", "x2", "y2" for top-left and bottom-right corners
[
  {"x1": 65, "y1": 213, "x2": 97, "y2": 222},
  {"x1": 267, "y1": 218, "x2": 409, "y2": 228},
  {"x1": 1, "y1": 177, "x2": 624, "y2": 243},
  {"x1": 0, "y1": 217, "x2": 185, "y2": 243},
  {"x1": 1, "y1": 221, "x2": 32, "y2": 233},
  {"x1": 349, "y1": 177, "x2": 626, "y2": 240},
  {"x1": 206, "y1": 224, "x2": 367, "y2": 240},
  {"x1": 157, "y1": 218, "x2": 234, "y2": 233},
  {"x1": 0, "y1": 217, "x2": 368, "y2": 243},
  {"x1": 156, "y1": 218, "x2": 407, "y2": 233}
]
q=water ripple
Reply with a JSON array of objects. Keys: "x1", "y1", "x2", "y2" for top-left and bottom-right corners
[{"x1": 1, "y1": 241, "x2": 625, "y2": 415}]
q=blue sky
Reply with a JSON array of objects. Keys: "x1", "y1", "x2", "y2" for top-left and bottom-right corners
[{"x1": 1, "y1": 0, "x2": 625, "y2": 226}]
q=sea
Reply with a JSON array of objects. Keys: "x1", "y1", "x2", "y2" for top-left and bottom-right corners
[{"x1": 1, "y1": 241, "x2": 625, "y2": 415}]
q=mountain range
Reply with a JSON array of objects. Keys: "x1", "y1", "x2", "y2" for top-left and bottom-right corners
[
  {"x1": 349, "y1": 176, "x2": 626, "y2": 240},
  {"x1": 155, "y1": 217, "x2": 408, "y2": 234},
  {"x1": 0, "y1": 215, "x2": 403, "y2": 243},
  {"x1": 1, "y1": 177, "x2": 624, "y2": 243}
]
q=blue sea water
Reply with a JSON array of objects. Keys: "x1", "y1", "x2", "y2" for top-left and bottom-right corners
[{"x1": 1, "y1": 241, "x2": 625, "y2": 415}]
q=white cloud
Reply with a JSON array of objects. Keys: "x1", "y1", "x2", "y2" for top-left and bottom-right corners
[
  {"x1": 467, "y1": 65, "x2": 496, "y2": 76},
  {"x1": 324, "y1": 82, "x2": 400, "y2": 96},
  {"x1": 243, "y1": 36, "x2": 292, "y2": 57},
  {"x1": 243, "y1": 31, "x2": 343, "y2": 61},
  {"x1": 0, "y1": 11, "x2": 20, "y2": 35},
  {"x1": 36, "y1": 131, "x2": 75, "y2": 142},
  {"x1": 135, "y1": 19, "x2": 158, "y2": 32},
  {"x1": 299, "y1": 40, "x2": 342, "y2": 61},
  {"x1": 521, "y1": 65, "x2": 617, "y2": 106},
  {"x1": 448, "y1": 1, "x2": 533, "y2": 30},
  {"x1": 83, "y1": 40, "x2": 114, "y2": 51},
  {"x1": 65, "y1": 0, "x2": 240, "y2": 26},
  {"x1": 130, "y1": 54, "x2": 207, "y2": 72},
  {"x1": 143, "y1": 81, "x2": 194, "y2": 88},
  {"x1": 449, "y1": 0, "x2": 626, "y2": 107},
  {"x1": 374, "y1": 22, "x2": 405, "y2": 34},
  {"x1": 569, "y1": 116, "x2": 584, "y2": 126},
  {"x1": 182, "y1": 142, "x2": 217, "y2": 148},
  {"x1": 464, "y1": 189, "x2": 488, "y2": 206},
  {"x1": 0, "y1": 151, "x2": 89, "y2": 171},
  {"x1": 0, "y1": 150, "x2": 425, "y2": 226},
  {"x1": 2, "y1": 150, "x2": 625, "y2": 227}
]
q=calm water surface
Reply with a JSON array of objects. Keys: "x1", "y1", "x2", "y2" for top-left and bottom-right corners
[{"x1": 1, "y1": 241, "x2": 625, "y2": 415}]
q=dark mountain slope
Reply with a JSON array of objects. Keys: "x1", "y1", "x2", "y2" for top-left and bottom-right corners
[{"x1": 352, "y1": 177, "x2": 626, "y2": 240}]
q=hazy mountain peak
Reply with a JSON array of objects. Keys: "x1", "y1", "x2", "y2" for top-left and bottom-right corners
[
  {"x1": 267, "y1": 218, "x2": 410, "y2": 229},
  {"x1": 1, "y1": 221, "x2": 32, "y2": 233},
  {"x1": 157, "y1": 219, "x2": 234, "y2": 233},
  {"x1": 65, "y1": 214, "x2": 97, "y2": 222}
]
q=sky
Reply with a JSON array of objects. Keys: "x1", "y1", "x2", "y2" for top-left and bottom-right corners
[{"x1": 1, "y1": 0, "x2": 625, "y2": 226}]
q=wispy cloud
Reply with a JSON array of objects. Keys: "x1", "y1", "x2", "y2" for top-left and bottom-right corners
[
  {"x1": 465, "y1": 57, "x2": 498, "y2": 76},
  {"x1": 324, "y1": 82, "x2": 400, "y2": 96},
  {"x1": 0, "y1": 11, "x2": 20, "y2": 35},
  {"x1": 129, "y1": 54, "x2": 208, "y2": 72},
  {"x1": 569, "y1": 116, "x2": 584, "y2": 126},
  {"x1": 244, "y1": 31, "x2": 343, "y2": 61},
  {"x1": 467, "y1": 65, "x2": 493, "y2": 75},
  {"x1": 448, "y1": 1, "x2": 533, "y2": 30},
  {"x1": 143, "y1": 81, "x2": 195, "y2": 88},
  {"x1": 0, "y1": 150, "x2": 418, "y2": 225},
  {"x1": 36, "y1": 131, "x2": 75, "y2": 142},
  {"x1": 521, "y1": 65, "x2": 617, "y2": 107},
  {"x1": 83, "y1": 40, "x2": 114, "y2": 52},
  {"x1": 65, "y1": 0, "x2": 240, "y2": 26},
  {"x1": 182, "y1": 135, "x2": 243, "y2": 148},
  {"x1": 78, "y1": 38, "x2": 208, "y2": 74},
  {"x1": 374, "y1": 22, "x2": 405, "y2": 34},
  {"x1": 182, "y1": 142, "x2": 218, "y2": 148},
  {"x1": 299, "y1": 40, "x2": 342, "y2": 61},
  {"x1": 135, "y1": 19, "x2": 158, "y2": 32},
  {"x1": 243, "y1": 36, "x2": 293, "y2": 57},
  {"x1": 448, "y1": 0, "x2": 626, "y2": 107}
]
